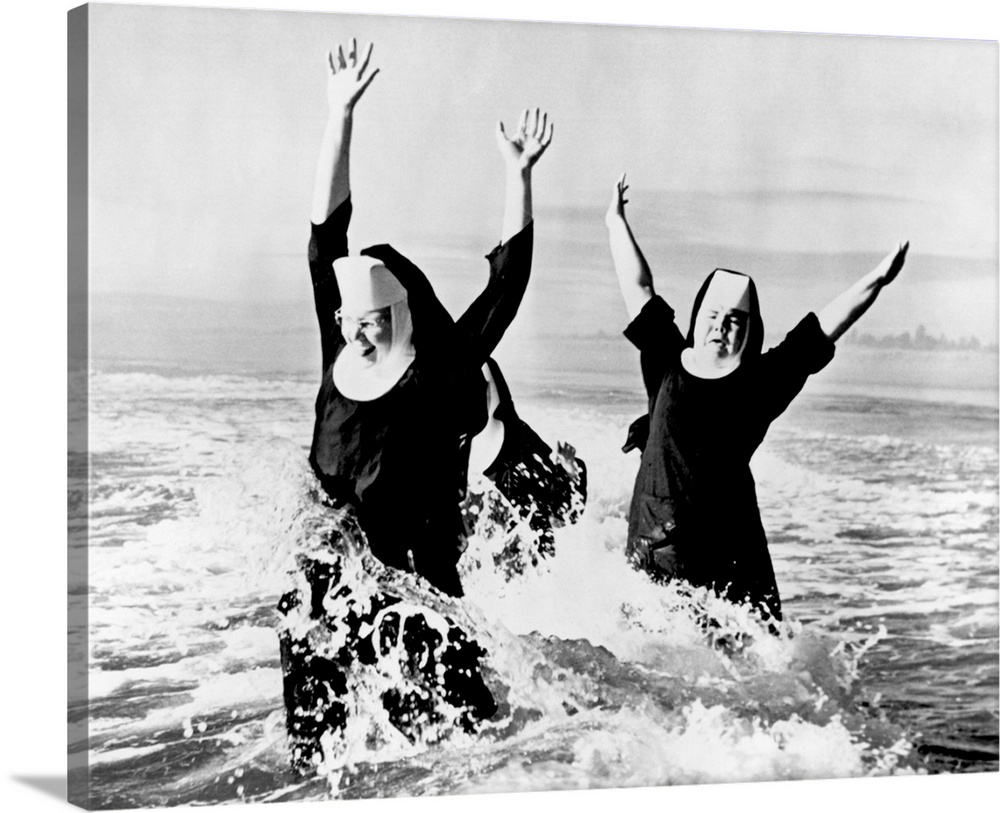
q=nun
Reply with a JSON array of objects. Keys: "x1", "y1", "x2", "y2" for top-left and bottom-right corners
[
  {"x1": 277, "y1": 41, "x2": 555, "y2": 769},
  {"x1": 305, "y1": 40, "x2": 553, "y2": 597},
  {"x1": 464, "y1": 358, "x2": 588, "y2": 569},
  {"x1": 605, "y1": 173, "x2": 909, "y2": 621}
]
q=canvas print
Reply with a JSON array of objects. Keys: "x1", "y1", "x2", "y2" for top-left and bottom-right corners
[{"x1": 67, "y1": 3, "x2": 999, "y2": 809}]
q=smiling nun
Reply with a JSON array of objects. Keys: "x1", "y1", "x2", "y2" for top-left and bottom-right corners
[{"x1": 305, "y1": 41, "x2": 552, "y2": 598}]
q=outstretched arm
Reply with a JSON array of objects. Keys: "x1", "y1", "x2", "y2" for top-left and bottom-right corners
[
  {"x1": 605, "y1": 173, "x2": 655, "y2": 320},
  {"x1": 817, "y1": 242, "x2": 909, "y2": 342},
  {"x1": 453, "y1": 109, "x2": 554, "y2": 361},
  {"x1": 310, "y1": 39, "x2": 379, "y2": 225},
  {"x1": 495, "y1": 107, "x2": 554, "y2": 242}
]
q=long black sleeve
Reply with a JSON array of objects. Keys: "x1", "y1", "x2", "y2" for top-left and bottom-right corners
[
  {"x1": 454, "y1": 222, "x2": 534, "y2": 365},
  {"x1": 308, "y1": 197, "x2": 353, "y2": 371},
  {"x1": 623, "y1": 295, "x2": 686, "y2": 402}
]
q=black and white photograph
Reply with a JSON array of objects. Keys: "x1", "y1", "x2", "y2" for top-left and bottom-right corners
[{"x1": 12, "y1": 1, "x2": 1000, "y2": 811}]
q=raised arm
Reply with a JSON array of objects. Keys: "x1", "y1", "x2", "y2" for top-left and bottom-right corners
[
  {"x1": 605, "y1": 173, "x2": 655, "y2": 320},
  {"x1": 453, "y1": 110, "x2": 554, "y2": 361},
  {"x1": 495, "y1": 108, "x2": 554, "y2": 242},
  {"x1": 817, "y1": 242, "x2": 909, "y2": 342},
  {"x1": 310, "y1": 39, "x2": 379, "y2": 225}
]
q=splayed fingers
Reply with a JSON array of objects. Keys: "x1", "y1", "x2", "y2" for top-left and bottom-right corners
[
  {"x1": 497, "y1": 107, "x2": 555, "y2": 170},
  {"x1": 325, "y1": 39, "x2": 379, "y2": 112}
]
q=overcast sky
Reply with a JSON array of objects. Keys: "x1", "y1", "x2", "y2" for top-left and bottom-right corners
[
  {"x1": 4, "y1": 7, "x2": 998, "y2": 810},
  {"x1": 84, "y1": 3, "x2": 997, "y2": 313}
]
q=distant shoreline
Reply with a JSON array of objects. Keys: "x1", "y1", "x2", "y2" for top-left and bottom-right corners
[{"x1": 88, "y1": 344, "x2": 999, "y2": 413}]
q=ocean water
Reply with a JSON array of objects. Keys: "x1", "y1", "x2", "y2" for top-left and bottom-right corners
[{"x1": 68, "y1": 353, "x2": 999, "y2": 807}]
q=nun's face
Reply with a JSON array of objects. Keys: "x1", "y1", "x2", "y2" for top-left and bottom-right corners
[
  {"x1": 692, "y1": 302, "x2": 749, "y2": 369},
  {"x1": 338, "y1": 307, "x2": 392, "y2": 362}
]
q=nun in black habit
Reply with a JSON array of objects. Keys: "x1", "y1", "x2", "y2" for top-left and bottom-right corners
[
  {"x1": 464, "y1": 357, "x2": 588, "y2": 573},
  {"x1": 277, "y1": 40, "x2": 554, "y2": 769},
  {"x1": 605, "y1": 173, "x2": 909, "y2": 622},
  {"x1": 304, "y1": 43, "x2": 553, "y2": 597}
]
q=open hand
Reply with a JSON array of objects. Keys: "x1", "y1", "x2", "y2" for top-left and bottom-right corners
[
  {"x1": 554, "y1": 442, "x2": 581, "y2": 479},
  {"x1": 496, "y1": 108, "x2": 554, "y2": 171},
  {"x1": 606, "y1": 172, "x2": 629, "y2": 226},
  {"x1": 876, "y1": 241, "x2": 910, "y2": 287},
  {"x1": 324, "y1": 38, "x2": 379, "y2": 114}
]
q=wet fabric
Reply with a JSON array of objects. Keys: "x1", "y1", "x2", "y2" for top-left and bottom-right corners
[
  {"x1": 307, "y1": 197, "x2": 533, "y2": 597},
  {"x1": 624, "y1": 295, "x2": 835, "y2": 619},
  {"x1": 465, "y1": 358, "x2": 587, "y2": 569},
  {"x1": 277, "y1": 518, "x2": 497, "y2": 773}
]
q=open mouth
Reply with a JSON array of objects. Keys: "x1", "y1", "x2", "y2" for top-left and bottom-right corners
[{"x1": 347, "y1": 340, "x2": 376, "y2": 359}]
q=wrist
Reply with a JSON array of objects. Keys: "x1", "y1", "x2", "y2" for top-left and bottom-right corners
[
  {"x1": 327, "y1": 106, "x2": 354, "y2": 125},
  {"x1": 864, "y1": 268, "x2": 887, "y2": 290},
  {"x1": 505, "y1": 164, "x2": 532, "y2": 181}
]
